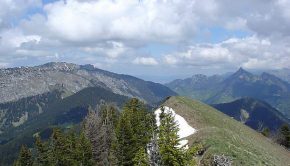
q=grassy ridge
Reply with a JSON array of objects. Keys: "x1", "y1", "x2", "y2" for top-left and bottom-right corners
[{"x1": 162, "y1": 96, "x2": 290, "y2": 166}]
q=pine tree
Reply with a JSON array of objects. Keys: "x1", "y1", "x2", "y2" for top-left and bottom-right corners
[
  {"x1": 67, "y1": 132, "x2": 78, "y2": 163},
  {"x1": 115, "y1": 98, "x2": 154, "y2": 166},
  {"x1": 184, "y1": 143, "x2": 204, "y2": 166},
  {"x1": 261, "y1": 127, "x2": 270, "y2": 137},
  {"x1": 279, "y1": 124, "x2": 290, "y2": 148},
  {"x1": 35, "y1": 136, "x2": 50, "y2": 165},
  {"x1": 14, "y1": 145, "x2": 33, "y2": 166},
  {"x1": 50, "y1": 128, "x2": 72, "y2": 165},
  {"x1": 122, "y1": 98, "x2": 153, "y2": 152},
  {"x1": 83, "y1": 104, "x2": 119, "y2": 165},
  {"x1": 76, "y1": 132, "x2": 95, "y2": 166},
  {"x1": 14, "y1": 128, "x2": 96, "y2": 166},
  {"x1": 133, "y1": 148, "x2": 150, "y2": 166},
  {"x1": 158, "y1": 107, "x2": 185, "y2": 166},
  {"x1": 115, "y1": 114, "x2": 135, "y2": 166}
]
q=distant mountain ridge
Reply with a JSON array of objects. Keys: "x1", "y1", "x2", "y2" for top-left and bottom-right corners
[
  {"x1": 166, "y1": 68, "x2": 290, "y2": 118},
  {"x1": 213, "y1": 97, "x2": 290, "y2": 132},
  {"x1": 268, "y1": 68, "x2": 290, "y2": 83},
  {"x1": 0, "y1": 62, "x2": 176, "y2": 104}
]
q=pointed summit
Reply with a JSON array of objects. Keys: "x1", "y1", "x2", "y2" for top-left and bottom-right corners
[
  {"x1": 232, "y1": 67, "x2": 252, "y2": 77},
  {"x1": 236, "y1": 67, "x2": 249, "y2": 74},
  {"x1": 225, "y1": 67, "x2": 254, "y2": 82}
]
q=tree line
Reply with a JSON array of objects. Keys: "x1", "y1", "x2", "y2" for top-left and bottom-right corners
[
  {"x1": 261, "y1": 124, "x2": 290, "y2": 149},
  {"x1": 14, "y1": 98, "x2": 203, "y2": 166}
]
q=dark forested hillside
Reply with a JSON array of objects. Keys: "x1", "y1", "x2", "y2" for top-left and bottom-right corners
[
  {"x1": 213, "y1": 98, "x2": 290, "y2": 132},
  {"x1": 0, "y1": 86, "x2": 129, "y2": 165},
  {"x1": 12, "y1": 98, "x2": 202, "y2": 166}
]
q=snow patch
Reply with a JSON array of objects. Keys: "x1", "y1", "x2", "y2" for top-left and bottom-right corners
[
  {"x1": 12, "y1": 112, "x2": 28, "y2": 127},
  {"x1": 154, "y1": 106, "x2": 197, "y2": 149}
]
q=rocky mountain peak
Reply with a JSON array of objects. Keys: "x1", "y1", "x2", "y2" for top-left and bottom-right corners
[
  {"x1": 191, "y1": 74, "x2": 207, "y2": 81},
  {"x1": 228, "y1": 67, "x2": 254, "y2": 81},
  {"x1": 236, "y1": 67, "x2": 251, "y2": 75},
  {"x1": 37, "y1": 62, "x2": 80, "y2": 71}
]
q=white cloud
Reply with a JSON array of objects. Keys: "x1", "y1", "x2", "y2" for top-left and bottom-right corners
[
  {"x1": 41, "y1": 0, "x2": 197, "y2": 43},
  {"x1": 225, "y1": 18, "x2": 247, "y2": 30},
  {"x1": 0, "y1": 0, "x2": 290, "y2": 76},
  {"x1": 0, "y1": 62, "x2": 9, "y2": 68},
  {"x1": 81, "y1": 41, "x2": 129, "y2": 58},
  {"x1": 133, "y1": 57, "x2": 158, "y2": 66},
  {"x1": 164, "y1": 55, "x2": 178, "y2": 65},
  {"x1": 0, "y1": 28, "x2": 41, "y2": 56},
  {"x1": 0, "y1": 0, "x2": 41, "y2": 29},
  {"x1": 164, "y1": 36, "x2": 290, "y2": 70}
]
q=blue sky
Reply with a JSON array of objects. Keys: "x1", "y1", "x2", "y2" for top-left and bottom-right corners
[{"x1": 0, "y1": 0, "x2": 290, "y2": 83}]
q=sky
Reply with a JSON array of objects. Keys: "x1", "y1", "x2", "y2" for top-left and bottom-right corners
[{"x1": 0, "y1": 0, "x2": 290, "y2": 83}]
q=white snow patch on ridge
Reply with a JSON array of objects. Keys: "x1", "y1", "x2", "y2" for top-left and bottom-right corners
[{"x1": 154, "y1": 106, "x2": 197, "y2": 149}]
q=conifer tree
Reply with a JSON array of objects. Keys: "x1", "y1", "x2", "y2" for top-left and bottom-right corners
[
  {"x1": 158, "y1": 107, "x2": 185, "y2": 166},
  {"x1": 51, "y1": 128, "x2": 72, "y2": 165},
  {"x1": 278, "y1": 124, "x2": 290, "y2": 148},
  {"x1": 35, "y1": 136, "x2": 50, "y2": 165},
  {"x1": 133, "y1": 148, "x2": 150, "y2": 166},
  {"x1": 83, "y1": 104, "x2": 119, "y2": 165},
  {"x1": 14, "y1": 145, "x2": 33, "y2": 166},
  {"x1": 115, "y1": 114, "x2": 135, "y2": 166},
  {"x1": 122, "y1": 98, "x2": 153, "y2": 152},
  {"x1": 67, "y1": 132, "x2": 78, "y2": 163},
  {"x1": 261, "y1": 127, "x2": 270, "y2": 137},
  {"x1": 76, "y1": 132, "x2": 95, "y2": 166},
  {"x1": 115, "y1": 98, "x2": 154, "y2": 166},
  {"x1": 15, "y1": 128, "x2": 96, "y2": 166}
]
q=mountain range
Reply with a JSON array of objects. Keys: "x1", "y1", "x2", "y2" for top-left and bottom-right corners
[
  {"x1": 0, "y1": 62, "x2": 175, "y2": 105},
  {"x1": 0, "y1": 63, "x2": 290, "y2": 165},
  {"x1": 166, "y1": 68, "x2": 290, "y2": 118},
  {"x1": 0, "y1": 62, "x2": 177, "y2": 164},
  {"x1": 213, "y1": 97, "x2": 290, "y2": 132},
  {"x1": 0, "y1": 62, "x2": 175, "y2": 135},
  {"x1": 268, "y1": 68, "x2": 290, "y2": 84}
]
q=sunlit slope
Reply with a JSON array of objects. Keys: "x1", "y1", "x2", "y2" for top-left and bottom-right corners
[{"x1": 162, "y1": 96, "x2": 290, "y2": 166}]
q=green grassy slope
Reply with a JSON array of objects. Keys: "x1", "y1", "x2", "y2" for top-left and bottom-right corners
[{"x1": 162, "y1": 96, "x2": 290, "y2": 166}]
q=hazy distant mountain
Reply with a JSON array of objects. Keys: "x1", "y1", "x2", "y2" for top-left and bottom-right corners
[
  {"x1": 166, "y1": 68, "x2": 290, "y2": 118},
  {"x1": 0, "y1": 62, "x2": 176, "y2": 104},
  {"x1": 267, "y1": 68, "x2": 290, "y2": 83},
  {"x1": 213, "y1": 97, "x2": 290, "y2": 132},
  {"x1": 165, "y1": 74, "x2": 223, "y2": 101}
]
